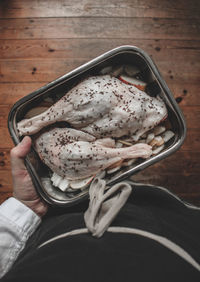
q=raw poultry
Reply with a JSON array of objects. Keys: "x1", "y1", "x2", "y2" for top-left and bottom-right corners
[
  {"x1": 17, "y1": 75, "x2": 168, "y2": 182},
  {"x1": 35, "y1": 128, "x2": 152, "y2": 180},
  {"x1": 17, "y1": 75, "x2": 167, "y2": 141}
]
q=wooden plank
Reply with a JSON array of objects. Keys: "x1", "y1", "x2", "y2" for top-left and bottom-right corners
[
  {"x1": 0, "y1": 18, "x2": 199, "y2": 40},
  {"x1": 167, "y1": 84, "x2": 199, "y2": 107},
  {"x1": 0, "y1": 128, "x2": 14, "y2": 147},
  {"x1": 0, "y1": 82, "x2": 45, "y2": 104},
  {"x1": 0, "y1": 82, "x2": 199, "y2": 106},
  {"x1": 181, "y1": 106, "x2": 200, "y2": 129},
  {"x1": 0, "y1": 148, "x2": 11, "y2": 170},
  {"x1": 0, "y1": 38, "x2": 200, "y2": 59},
  {"x1": 0, "y1": 105, "x2": 12, "y2": 127},
  {"x1": 181, "y1": 129, "x2": 200, "y2": 152},
  {"x1": 0, "y1": 56, "x2": 199, "y2": 83},
  {"x1": 0, "y1": 58, "x2": 84, "y2": 83},
  {"x1": 146, "y1": 151, "x2": 200, "y2": 177},
  {"x1": 0, "y1": 0, "x2": 199, "y2": 19},
  {"x1": 0, "y1": 193, "x2": 12, "y2": 205},
  {"x1": 0, "y1": 171, "x2": 12, "y2": 191},
  {"x1": 132, "y1": 172, "x2": 200, "y2": 195},
  {"x1": 0, "y1": 171, "x2": 12, "y2": 203}
]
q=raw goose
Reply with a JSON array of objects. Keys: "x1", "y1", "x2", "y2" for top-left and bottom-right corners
[
  {"x1": 18, "y1": 75, "x2": 167, "y2": 141},
  {"x1": 34, "y1": 128, "x2": 152, "y2": 180}
]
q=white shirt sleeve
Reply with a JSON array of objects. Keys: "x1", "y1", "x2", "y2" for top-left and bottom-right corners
[{"x1": 0, "y1": 197, "x2": 41, "y2": 278}]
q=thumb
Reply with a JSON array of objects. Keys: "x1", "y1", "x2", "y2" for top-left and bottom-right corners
[{"x1": 10, "y1": 136, "x2": 32, "y2": 171}]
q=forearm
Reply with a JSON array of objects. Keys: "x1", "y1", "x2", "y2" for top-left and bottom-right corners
[{"x1": 0, "y1": 197, "x2": 41, "y2": 278}]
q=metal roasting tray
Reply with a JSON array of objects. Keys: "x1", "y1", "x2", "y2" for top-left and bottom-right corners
[{"x1": 8, "y1": 45, "x2": 186, "y2": 207}]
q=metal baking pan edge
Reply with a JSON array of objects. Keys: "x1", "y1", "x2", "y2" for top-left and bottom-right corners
[{"x1": 7, "y1": 45, "x2": 187, "y2": 206}]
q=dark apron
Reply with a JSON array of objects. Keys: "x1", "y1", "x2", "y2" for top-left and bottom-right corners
[{"x1": 1, "y1": 184, "x2": 200, "y2": 282}]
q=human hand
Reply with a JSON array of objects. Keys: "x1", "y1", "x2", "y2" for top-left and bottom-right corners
[{"x1": 10, "y1": 136, "x2": 48, "y2": 217}]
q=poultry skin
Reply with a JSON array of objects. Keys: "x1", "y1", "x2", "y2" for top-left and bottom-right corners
[
  {"x1": 35, "y1": 128, "x2": 152, "y2": 180},
  {"x1": 17, "y1": 75, "x2": 167, "y2": 141}
]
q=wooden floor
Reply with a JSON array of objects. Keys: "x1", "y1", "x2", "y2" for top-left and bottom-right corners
[{"x1": 0, "y1": 0, "x2": 200, "y2": 205}]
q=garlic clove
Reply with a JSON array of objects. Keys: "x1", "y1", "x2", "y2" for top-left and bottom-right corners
[
  {"x1": 153, "y1": 126, "x2": 166, "y2": 136},
  {"x1": 152, "y1": 144, "x2": 165, "y2": 155},
  {"x1": 107, "y1": 165, "x2": 121, "y2": 174},
  {"x1": 146, "y1": 133, "x2": 155, "y2": 144},
  {"x1": 161, "y1": 130, "x2": 175, "y2": 143},
  {"x1": 70, "y1": 175, "x2": 94, "y2": 190}
]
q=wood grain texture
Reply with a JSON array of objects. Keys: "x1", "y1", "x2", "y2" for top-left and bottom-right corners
[
  {"x1": 0, "y1": 53, "x2": 199, "y2": 83},
  {"x1": 0, "y1": 0, "x2": 199, "y2": 206},
  {"x1": 0, "y1": 39, "x2": 199, "y2": 84},
  {"x1": 0, "y1": 0, "x2": 199, "y2": 19},
  {"x1": 0, "y1": 17, "x2": 200, "y2": 40},
  {"x1": 0, "y1": 39, "x2": 200, "y2": 59}
]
